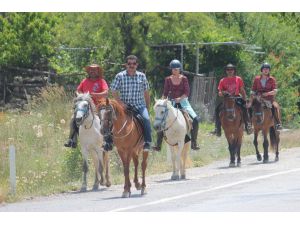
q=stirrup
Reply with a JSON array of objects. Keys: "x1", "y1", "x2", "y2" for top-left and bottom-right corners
[{"x1": 275, "y1": 124, "x2": 283, "y2": 130}]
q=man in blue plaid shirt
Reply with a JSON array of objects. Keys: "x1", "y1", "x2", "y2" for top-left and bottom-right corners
[{"x1": 110, "y1": 55, "x2": 152, "y2": 151}]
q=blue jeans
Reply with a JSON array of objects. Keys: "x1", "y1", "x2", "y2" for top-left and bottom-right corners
[{"x1": 137, "y1": 107, "x2": 152, "y2": 144}]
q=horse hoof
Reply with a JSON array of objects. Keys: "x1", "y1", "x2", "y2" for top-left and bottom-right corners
[
  {"x1": 257, "y1": 154, "x2": 262, "y2": 161},
  {"x1": 80, "y1": 187, "x2": 87, "y2": 192},
  {"x1": 275, "y1": 157, "x2": 279, "y2": 162},
  {"x1": 236, "y1": 162, "x2": 241, "y2": 167},
  {"x1": 229, "y1": 162, "x2": 235, "y2": 168},
  {"x1": 171, "y1": 175, "x2": 180, "y2": 180},
  {"x1": 122, "y1": 191, "x2": 131, "y2": 198},
  {"x1": 92, "y1": 185, "x2": 99, "y2": 191},
  {"x1": 263, "y1": 159, "x2": 269, "y2": 163},
  {"x1": 135, "y1": 183, "x2": 142, "y2": 190},
  {"x1": 180, "y1": 174, "x2": 186, "y2": 179},
  {"x1": 106, "y1": 181, "x2": 111, "y2": 187},
  {"x1": 141, "y1": 188, "x2": 147, "y2": 195},
  {"x1": 100, "y1": 181, "x2": 105, "y2": 186}
]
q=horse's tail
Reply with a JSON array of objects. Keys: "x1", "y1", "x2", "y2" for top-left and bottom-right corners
[{"x1": 269, "y1": 126, "x2": 278, "y2": 152}]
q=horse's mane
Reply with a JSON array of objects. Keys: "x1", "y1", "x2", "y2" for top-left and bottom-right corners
[
  {"x1": 74, "y1": 93, "x2": 96, "y2": 113},
  {"x1": 108, "y1": 99, "x2": 126, "y2": 117},
  {"x1": 97, "y1": 98, "x2": 126, "y2": 117}
]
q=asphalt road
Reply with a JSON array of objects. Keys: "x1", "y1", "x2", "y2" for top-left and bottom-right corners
[{"x1": 1, "y1": 147, "x2": 300, "y2": 212}]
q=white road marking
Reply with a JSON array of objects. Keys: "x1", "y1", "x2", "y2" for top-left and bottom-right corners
[{"x1": 109, "y1": 167, "x2": 300, "y2": 212}]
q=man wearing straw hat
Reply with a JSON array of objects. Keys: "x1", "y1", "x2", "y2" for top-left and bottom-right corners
[{"x1": 64, "y1": 64, "x2": 109, "y2": 148}]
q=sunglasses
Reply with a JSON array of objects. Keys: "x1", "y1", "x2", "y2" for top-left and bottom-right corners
[
  {"x1": 127, "y1": 62, "x2": 137, "y2": 66},
  {"x1": 226, "y1": 68, "x2": 234, "y2": 71}
]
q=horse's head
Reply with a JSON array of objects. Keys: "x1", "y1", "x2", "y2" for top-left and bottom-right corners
[
  {"x1": 223, "y1": 95, "x2": 237, "y2": 121},
  {"x1": 74, "y1": 93, "x2": 94, "y2": 126},
  {"x1": 153, "y1": 99, "x2": 172, "y2": 131},
  {"x1": 98, "y1": 98, "x2": 117, "y2": 136},
  {"x1": 252, "y1": 96, "x2": 264, "y2": 125}
]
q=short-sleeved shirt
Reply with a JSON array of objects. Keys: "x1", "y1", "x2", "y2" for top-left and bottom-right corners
[
  {"x1": 251, "y1": 75, "x2": 277, "y2": 102},
  {"x1": 163, "y1": 75, "x2": 190, "y2": 99},
  {"x1": 218, "y1": 75, "x2": 244, "y2": 96},
  {"x1": 110, "y1": 70, "x2": 149, "y2": 109},
  {"x1": 77, "y1": 78, "x2": 108, "y2": 103}
]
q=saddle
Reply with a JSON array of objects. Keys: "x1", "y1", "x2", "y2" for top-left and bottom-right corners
[
  {"x1": 125, "y1": 104, "x2": 144, "y2": 131},
  {"x1": 181, "y1": 109, "x2": 192, "y2": 133}
]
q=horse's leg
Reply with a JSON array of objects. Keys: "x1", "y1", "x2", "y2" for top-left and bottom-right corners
[
  {"x1": 180, "y1": 142, "x2": 189, "y2": 179},
  {"x1": 141, "y1": 151, "x2": 149, "y2": 195},
  {"x1": 253, "y1": 130, "x2": 262, "y2": 161},
  {"x1": 120, "y1": 151, "x2": 132, "y2": 198},
  {"x1": 236, "y1": 129, "x2": 243, "y2": 167},
  {"x1": 103, "y1": 152, "x2": 111, "y2": 187},
  {"x1": 225, "y1": 133, "x2": 235, "y2": 167},
  {"x1": 175, "y1": 142, "x2": 184, "y2": 180},
  {"x1": 275, "y1": 130, "x2": 280, "y2": 161},
  {"x1": 262, "y1": 130, "x2": 269, "y2": 163},
  {"x1": 91, "y1": 148, "x2": 104, "y2": 190},
  {"x1": 170, "y1": 145, "x2": 180, "y2": 180},
  {"x1": 80, "y1": 148, "x2": 89, "y2": 192},
  {"x1": 132, "y1": 153, "x2": 141, "y2": 190}
]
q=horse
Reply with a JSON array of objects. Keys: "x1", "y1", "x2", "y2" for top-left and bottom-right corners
[
  {"x1": 98, "y1": 98, "x2": 148, "y2": 198},
  {"x1": 251, "y1": 95, "x2": 280, "y2": 163},
  {"x1": 219, "y1": 94, "x2": 244, "y2": 167},
  {"x1": 74, "y1": 93, "x2": 111, "y2": 192},
  {"x1": 153, "y1": 99, "x2": 190, "y2": 180}
]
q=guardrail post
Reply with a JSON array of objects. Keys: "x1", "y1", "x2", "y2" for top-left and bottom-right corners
[{"x1": 9, "y1": 145, "x2": 16, "y2": 194}]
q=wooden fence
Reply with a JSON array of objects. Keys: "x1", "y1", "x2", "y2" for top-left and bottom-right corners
[{"x1": 190, "y1": 72, "x2": 217, "y2": 122}]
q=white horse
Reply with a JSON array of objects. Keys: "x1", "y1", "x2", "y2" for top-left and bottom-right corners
[
  {"x1": 153, "y1": 99, "x2": 190, "y2": 180},
  {"x1": 74, "y1": 93, "x2": 111, "y2": 191}
]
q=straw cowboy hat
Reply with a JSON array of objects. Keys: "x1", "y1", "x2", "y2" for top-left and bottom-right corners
[{"x1": 85, "y1": 64, "x2": 104, "y2": 77}]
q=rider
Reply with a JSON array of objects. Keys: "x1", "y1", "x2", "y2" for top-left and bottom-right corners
[
  {"x1": 152, "y1": 59, "x2": 201, "y2": 151},
  {"x1": 64, "y1": 64, "x2": 109, "y2": 148},
  {"x1": 211, "y1": 63, "x2": 252, "y2": 136},
  {"x1": 110, "y1": 55, "x2": 152, "y2": 152},
  {"x1": 246, "y1": 62, "x2": 283, "y2": 130}
]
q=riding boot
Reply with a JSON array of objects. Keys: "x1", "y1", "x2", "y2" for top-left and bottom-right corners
[
  {"x1": 211, "y1": 105, "x2": 221, "y2": 137},
  {"x1": 272, "y1": 106, "x2": 283, "y2": 130},
  {"x1": 191, "y1": 118, "x2": 200, "y2": 150},
  {"x1": 242, "y1": 107, "x2": 253, "y2": 135},
  {"x1": 152, "y1": 131, "x2": 163, "y2": 151},
  {"x1": 103, "y1": 134, "x2": 113, "y2": 151},
  {"x1": 64, "y1": 118, "x2": 78, "y2": 148}
]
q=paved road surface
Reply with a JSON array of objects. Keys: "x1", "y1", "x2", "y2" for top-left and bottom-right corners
[{"x1": 1, "y1": 147, "x2": 300, "y2": 212}]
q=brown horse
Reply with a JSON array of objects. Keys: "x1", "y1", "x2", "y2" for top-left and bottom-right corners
[
  {"x1": 251, "y1": 95, "x2": 280, "y2": 163},
  {"x1": 98, "y1": 98, "x2": 148, "y2": 198},
  {"x1": 220, "y1": 95, "x2": 244, "y2": 167}
]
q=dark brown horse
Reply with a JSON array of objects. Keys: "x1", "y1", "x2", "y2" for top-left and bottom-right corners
[
  {"x1": 220, "y1": 95, "x2": 244, "y2": 167},
  {"x1": 251, "y1": 95, "x2": 280, "y2": 163},
  {"x1": 98, "y1": 98, "x2": 148, "y2": 198}
]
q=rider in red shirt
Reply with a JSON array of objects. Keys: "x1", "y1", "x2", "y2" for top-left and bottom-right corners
[
  {"x1": 212, "y1": 63, "x2": 252, "y2": 136},
  {"x1": 246, "y1": 62, "x2": 282, "y2": 130},
  {"x1": 64, "y1": 64, "x2": 109, "y2": 148}
]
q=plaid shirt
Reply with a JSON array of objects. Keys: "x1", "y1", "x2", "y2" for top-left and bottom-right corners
[{"x1": 110, "y1": 70, "x2": 149, "y2": 109}]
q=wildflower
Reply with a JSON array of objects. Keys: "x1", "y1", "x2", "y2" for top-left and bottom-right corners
[
  {"x1": 37, "y1": 113, "x2": 42, "y2": 118},
  {"x1": 60, "y1": 119, "x2": 66, "y2": 124}
]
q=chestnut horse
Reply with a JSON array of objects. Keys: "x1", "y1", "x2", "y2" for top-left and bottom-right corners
[
  {"x1": 251, "y1": 95, "x2": 280, "y2": 163},
  {"x1": 220, "y1": 95, "x2": 244, "y2": 167},
  {"x1": 98, "y1": 99, "x2": 148, "y2": 198}
]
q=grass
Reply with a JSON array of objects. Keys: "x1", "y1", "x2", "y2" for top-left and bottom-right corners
[{"x1": 0, "y1": 85, "x2": 300, "y2": 203}]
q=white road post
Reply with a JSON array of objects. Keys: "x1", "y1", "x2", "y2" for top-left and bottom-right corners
[{"x1": 9, "y1": 145, "x2": 16, "y2": 194}]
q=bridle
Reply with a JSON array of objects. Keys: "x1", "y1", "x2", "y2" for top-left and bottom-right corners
[
  {"x1": 74, "y1": 100, "x2": 94, "y2": 129},
  {"x1": 154, "y1": 103, "x2": 178, "y2": 132},
  {"x1": 99, "y1": 104, "x2": 134, "y2": 139}
]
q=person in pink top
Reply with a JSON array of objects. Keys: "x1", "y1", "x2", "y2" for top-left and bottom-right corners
[
  {"x1": 64, "y1": 64, "x2": 109, "y2": 148},
  {"x1": 211, "y1": 63, "x2": 252, "y2": 137}
]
